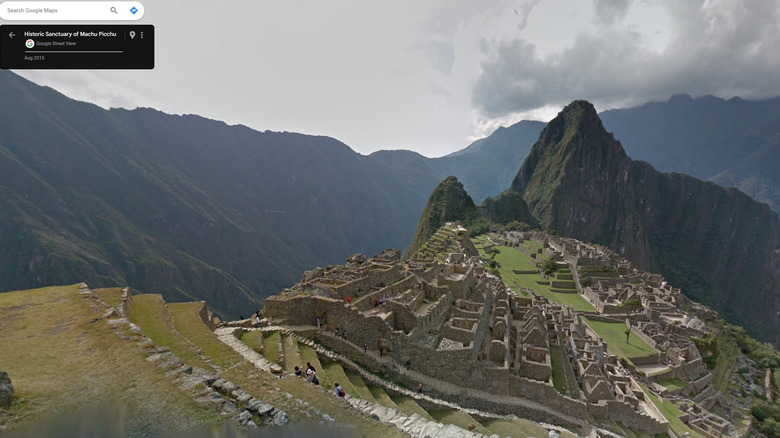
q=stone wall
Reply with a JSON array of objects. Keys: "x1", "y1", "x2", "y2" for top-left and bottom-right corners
[
  {"x1": 589, "y1": 400, "x2": 669, "y2": 435},
  {"x1": 354, "y1": 274, "x2": 417, "y2": 311},
  {"x1": 197, "y1": 302, "x2": 216, "y2": 331}
]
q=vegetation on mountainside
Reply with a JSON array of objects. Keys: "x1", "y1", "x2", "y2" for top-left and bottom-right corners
[
  {"x1": 407, "y1": 176, "x2": 482, "y2": 255},
  {"x1": 601, "y1": 94, "x2": 780, "y2": 214},
  {"x1": 509, "y1": 99, "x2": 780, "y2": 346}
]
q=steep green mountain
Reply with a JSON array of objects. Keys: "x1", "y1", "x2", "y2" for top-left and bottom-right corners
[
  {"x1": 409, "y1": 176, "x2": 537, "y2": 256},
  {"x1": 600, "y1": 94, "x2": 780, "y2": 213},
  {"x1": 0, "y1": 71, "x2": 431, "y2": 317},
  {"x1": 407, "y1": 176, "x2": 482, "y2": 256},
  {"x1": 511, "y1": 100, "x2": 780, "y2": 345}
]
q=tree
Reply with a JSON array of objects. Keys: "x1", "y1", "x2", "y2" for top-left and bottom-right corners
[{"x1": 620, "y1": 298, "x2": 643, "y2": 343}]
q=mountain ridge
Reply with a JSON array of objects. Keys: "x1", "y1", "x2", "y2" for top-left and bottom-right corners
[{"x1": 511, "y1": 100, "x2": 780, "y2": 345}]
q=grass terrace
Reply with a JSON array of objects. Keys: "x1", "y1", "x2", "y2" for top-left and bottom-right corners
[
  {"x1": 0, "y1": 285, "x2": 221, "y2": 434},
  {"x1": 474, "y1": 237, "x2": 595, "y2": 310},
  {"x1": 644, "y1": 386, "x2": 703, "y2": 438},
  {"x1": 583, "y1": 318, "x2": 657, "y2": 360}
]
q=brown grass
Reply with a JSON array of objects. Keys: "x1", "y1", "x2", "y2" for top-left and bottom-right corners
[{"x1": 0, "y1": 285, "x2": 221, "y2": 434}]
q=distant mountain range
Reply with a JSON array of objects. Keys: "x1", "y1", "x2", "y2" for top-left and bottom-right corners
[{"x1": 2, "y1": 71, "x2": 779, "y2": 343}]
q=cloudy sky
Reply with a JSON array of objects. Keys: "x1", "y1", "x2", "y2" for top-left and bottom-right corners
[{"x1": 17, "y1": 0, "x2": 780, "y2": 157}]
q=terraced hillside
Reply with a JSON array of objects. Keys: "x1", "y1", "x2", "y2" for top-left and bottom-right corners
[{"x1": 1, "y1": 283, "x2": 582, "y2": 437}]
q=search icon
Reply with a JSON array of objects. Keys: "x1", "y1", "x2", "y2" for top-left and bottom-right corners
[{"x1": 110, "y1": 6, "x2": 117, "y2": 13}]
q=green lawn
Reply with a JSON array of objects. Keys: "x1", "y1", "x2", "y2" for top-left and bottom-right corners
[
  {"x1": 261, "y1": 331, "x2": 282, "y2": 364},
  {"x1": 549, "y1": 344, "x2": 567, "y2": 394},
  {"x1": 584, "y1": 318, "x2": 657, "y2": 359},
  {"x1": 644, "y1": 387, "x2": 703, "y2": 438},
  {"x1": 481, "y1": 417, "x2": 550, "y2": 438},
  {"x1": 429, "y1": 409, "x2": 493, "y2": 435},
  {"x1": 474, "y1": 241, "x2": 595, "y2": 311},
  {"x1": 93, "y1": 288, "x2": 124, "y2": 311},
  {"x1": 129, "y1": 294, "x2": 211, "y2": 370},
  {"x1": 239, "y1": 330, "x2": 263, "y2": 354},
  {"x1": 656, "y1": 378, "x2": 687, "y2": 391},
  {"x1": 391, "y1": 395, "x2": 434, "y2": 420}
]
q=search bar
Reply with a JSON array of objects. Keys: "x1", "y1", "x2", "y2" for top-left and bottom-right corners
[{"x1": 0, "y1": 1, "x2": 145, "y2": 20}]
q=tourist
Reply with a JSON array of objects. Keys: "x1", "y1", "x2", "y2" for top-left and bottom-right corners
[
  {"x1": 334, "y1": 382, "x2": 345, "y2": 397},
  {"x1": 342, "y1": 329, "x2": 347, "y2": 340},
  {"x1": 374, "y1": 299, "x2": 379, "y2": 307},
  {"x1": 418, "y1": 383, "x2": 423, "y2": 394},
  {"x1": 364, "y1": 344, "x2": 368, "y2": 353},
  {"x1": 346, "y1": 296, "x2": 351, "y2": 304},
  {"x1": 294, "y1": 366, "x2": 302, "y2": 378},
  {"x1": 335, "y1": 327, "x2": 340, "y2": 336},
  {"x1": 255, "y1": 314, "x2": 261, "y2": 328},
  {"x1": 406, "y1": 360, "x2": 411, "y2": 370}
]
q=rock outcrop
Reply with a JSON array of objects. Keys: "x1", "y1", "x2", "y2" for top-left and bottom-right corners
[{"x1": 0, "y1": 370, "x2": 13, "y2": 409}]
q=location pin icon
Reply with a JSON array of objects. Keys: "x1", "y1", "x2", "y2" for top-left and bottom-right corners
[{"x1": 129, "y1": 31, "x2": 136, "y2": 39}]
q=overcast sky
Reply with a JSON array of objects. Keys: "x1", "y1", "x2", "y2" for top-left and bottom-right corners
[{"x1": 17, "y1": 0, "x2": 780, "y2": 157}]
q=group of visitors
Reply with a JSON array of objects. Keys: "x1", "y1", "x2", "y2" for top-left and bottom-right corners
[
  {"x1": 293, "y1": 362, "x2": 320, "y2": 386},
  {"x1": 292, "y1": 362, "x2": 348, "y2": 398},
  {"x1": 374, "y1": 293, "x2": 391, "y2": 308}
]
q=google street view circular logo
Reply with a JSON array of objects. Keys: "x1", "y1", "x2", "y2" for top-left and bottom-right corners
[{"x1": 25, "y1": 39, "x2": 34, "y2": 49}]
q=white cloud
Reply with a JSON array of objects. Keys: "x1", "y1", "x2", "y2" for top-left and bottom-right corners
[{"x1": 472, "y1": 0, "x2": 780, "y2": 118}]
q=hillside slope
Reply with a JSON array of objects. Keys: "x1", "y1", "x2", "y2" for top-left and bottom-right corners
[{"x1": 0, "y1": 71, "x2": 427, "y2": 316}]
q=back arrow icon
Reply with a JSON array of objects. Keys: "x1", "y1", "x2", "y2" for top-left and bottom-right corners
[{"x1": 9, "y1": 32, "x2": 15, "y2": 38}]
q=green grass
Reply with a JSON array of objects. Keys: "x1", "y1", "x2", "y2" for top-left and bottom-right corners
[
  {"x1": 0, "y1": 285, "x2": 222, "y2": 434},
  {"x1": 644, "y1": 387, "x2": 703, "y2": 438},
  {"x1": 239, "y1": 329, "x2": 263, "y2": 354},
  {"x1": 481, "y1": 417, "x2": 550, "y2": 438},
  {"x1": 656, "y1": 378, "x2": 687, "y2": 391},
  {"x1": 367, "y1": 386, "x2": 398, "y2": 409},
  {"x1": 584, "y1": 318, "x2": 657, "y2": 359},
  {"x1": 168, "y1": 302, "x2": 245, "y2": 369},
  {"x1": 475, "y1": 242, "x2": 595, "y2": 310},
  {"x1": 321, "y1": 361, "x2": 361, "y2": 399},
  {"x1": 129, "y1": 294, "x2": 211, "y2": 370},
  {"x1": 93, "y1": 287, "x2": 123, "y2": 310},
  {"x1": 297, "y1": 344, "x2": 331, "y2": 387},
  {"x1": 712, "y1": 334, "x2": 739, "y2": 393},
  {"x1": 261, "y1": 330, "x2": 282, "y2": 364},
  {"x1": 550, "y1": 344, "x2": 567, "y2": 394},
  {"x1": 282, "y1": 334, "x2": 303, "y2": 373},
  {"x1": 344, "y1": 370, "x2": 376, "y2": 402},
  {"x1": 391, "y1": 395, "x2": 434, "y2": 420},
  {"x1": 429, "y1": 409, "x2": 493, "y2": 435}
]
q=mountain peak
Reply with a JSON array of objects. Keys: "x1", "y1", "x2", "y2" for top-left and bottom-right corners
[
  {"x1": 407, "y1": 176, "x2": 480, "y2": 256},
  {"x1": 510, "y1": 100, "x2": 629, "y2": 212}
]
